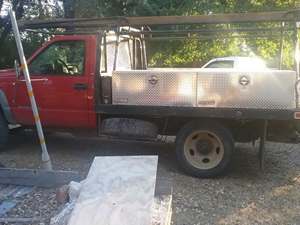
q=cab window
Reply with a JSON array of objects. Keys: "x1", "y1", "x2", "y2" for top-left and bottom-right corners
[
  {"x1": 100, "y1": 36, "x2": 132, "y2": 73},
  {"x1": 29, "y1": 41, "x2": 85, "y2": 75}
]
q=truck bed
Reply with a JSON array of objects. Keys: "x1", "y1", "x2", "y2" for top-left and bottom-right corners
[
  {"x1": 112, "y1": 68, "x2": 296, "y2": 109},
  {"x1": 96, "y1": 68, "x2": 298, "y2": 121}
]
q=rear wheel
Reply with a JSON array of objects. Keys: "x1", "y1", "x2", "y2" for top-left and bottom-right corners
[
  {"x1": 0, "y1": 112, "x2": 8, "y2": 149},
  {"x1": 176, "y1": 121, "x2": 234, "y2": 178}
]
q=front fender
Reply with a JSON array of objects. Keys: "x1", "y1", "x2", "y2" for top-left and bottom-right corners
[{"x1": 0, "y1": 90, "x2": 16, "y2": 124}]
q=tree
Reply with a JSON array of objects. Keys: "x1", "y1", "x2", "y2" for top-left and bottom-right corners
[
  {"x1": 0, "y1": 0, "x2": 64, "y2": 68},
  {"x1": 63, "y1": 0, "x2": 75, "y2": 18},
  {"x1": 70, "y1": 0, "x2": 298, "y2": 69},
  {"x1": 0, "y1": 0, "x2": 298, "y2": 69},
  {"x1": 0, "y1": 0, "x2": 25, "y2": 44}
]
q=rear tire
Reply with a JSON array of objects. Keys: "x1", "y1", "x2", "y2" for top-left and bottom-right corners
[
  {"x1": 176, "y1": 121, "x2": 234, "y2": 178},
  {"x1": 0, "y1": 112, "x2": 9, "y2": 149}
]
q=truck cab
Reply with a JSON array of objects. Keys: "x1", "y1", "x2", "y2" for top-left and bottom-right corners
[
  {"x1": 1, "y1": 35, "x2": 97, "y2": 129},
  {"x1": 0, "y1": 29, "x2": 145, "y2": 129}
]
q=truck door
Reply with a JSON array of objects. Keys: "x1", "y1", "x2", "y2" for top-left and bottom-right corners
[{"x1": 14, "y1": 38, "x2": 92, "y2": 127}]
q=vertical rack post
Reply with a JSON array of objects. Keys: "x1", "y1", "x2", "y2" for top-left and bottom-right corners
[
  {"x1": 113, "y1": 26, "x2": 120, "y2": 71},
  {"x1": 9, "y1": 9, "x2": 52, "y2": 170},
  {"x1": 279, "y1": 22, "x2": 285, "y2": 70},
  {"x1": 141, "y1": 26, "x2": 147, "y2": 69},
  {"x1": 297, "y1": 30, "x2": 300, "y2": 79},
  {"x1": 294, "y1": 20, "x2": 300, "y2": 79}
]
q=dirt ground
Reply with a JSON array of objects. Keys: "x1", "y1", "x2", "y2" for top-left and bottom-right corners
[{"x1": 0, "y1": 131, "x2": 300, "y2": 225}]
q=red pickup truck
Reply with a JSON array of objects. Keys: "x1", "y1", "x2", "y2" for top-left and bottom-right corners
[{"x1": 0, "y1": 30, "x2": 299, "y2": 178}]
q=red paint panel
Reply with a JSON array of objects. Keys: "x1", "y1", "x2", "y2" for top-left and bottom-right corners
[{"x1": 10, "y1": 35, "x2": 98, "y2": 128}]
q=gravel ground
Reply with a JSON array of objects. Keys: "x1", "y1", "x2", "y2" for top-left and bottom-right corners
[{"x1": 0, "y1": 131, "x2": 300, "y2": 225}]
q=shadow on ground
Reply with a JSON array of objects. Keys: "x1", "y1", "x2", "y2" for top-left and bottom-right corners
[{"x1": 1, "y1": 131, "x2": 300, "y2": 225}]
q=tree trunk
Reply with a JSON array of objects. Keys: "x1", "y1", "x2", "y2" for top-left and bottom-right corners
[
  {"x1": 63, "y1": 0, "x2": 75, "y2": 18},
  {"x1": 0, "y1": 0, "x2": 3, "y2": 13}
]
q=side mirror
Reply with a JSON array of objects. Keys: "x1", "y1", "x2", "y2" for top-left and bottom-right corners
[{"x1": 14, "y1": 59, "x2": 20, "y2": 79}]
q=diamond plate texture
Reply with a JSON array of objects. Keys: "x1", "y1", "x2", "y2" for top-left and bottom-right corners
[
  {"x1": 112, "y1": 69, "x2": 296, "y2": 109},
  {"x1": 196, "y1": 70, "x2": 296, "y2": 109},
  {"x1": 112, "y1": 70, "x2": 197, "y2": 106}
]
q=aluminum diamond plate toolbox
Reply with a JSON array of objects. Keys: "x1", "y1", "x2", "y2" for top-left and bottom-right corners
[
  {"x1": 196, "y1": 70, "x2": 296, "y2": 109},
  {"x1": 112, "y1": 69, "x2": 296, "y2": 109},
  {"x1": 112, "y1": 70, "x2": 197, "y2": 106}
]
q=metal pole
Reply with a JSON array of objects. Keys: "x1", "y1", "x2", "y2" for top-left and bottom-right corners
[
  {"x1": 295, "y1": 21, "x2": 300, "y2": 79},
  {"x1": 141, "y1": 27, "x2": 147, "y2": 70},
  {"x1": 9, "y1": 9, "x2": 52, "y2": 170},
  {"x1": 296, "y1": 38, "x2": 300, "y2": 78},
  {"x1": 279, "y1": 22, "x2": 285, "y2": 69},
  {"x1": 113, "y1": 27, "x2": 120, "y2": 71}
]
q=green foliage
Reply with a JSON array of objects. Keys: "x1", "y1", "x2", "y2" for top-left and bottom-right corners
[
  {"x1": 0, "y1": 0, "x2": 63, "y2": 68},
  {"x1": 148, "y1": 30, "x2": 296, "y2": 69},
  {"x1": 0, "y1": 0, "x2": 299, "y2": 69},
  {"x1": 145, "y1": 0, "x2": 298, "y2": 68},
  {"x1": 73, "y1": 0, "x2": 298, "y2": 69},
  {"x1": 148, "y1": 37, "x2": 246, "y2": 67}
]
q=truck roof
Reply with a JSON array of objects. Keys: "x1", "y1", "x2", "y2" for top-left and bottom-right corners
[
  {"x1": 202, "y1": 56, "x2": 267, "y2": 69},
  {"x1": 206, "y1": 56, "x2": 263, "y2": 61}
]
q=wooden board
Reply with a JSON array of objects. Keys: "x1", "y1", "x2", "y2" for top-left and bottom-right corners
[{"x1": 0, "y1": 168, "x2": 81, "y2": 188}]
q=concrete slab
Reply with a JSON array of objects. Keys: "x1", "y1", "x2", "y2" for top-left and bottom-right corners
[{"x1": 68, "y1": 156, "x2": 158, "y2": 225}]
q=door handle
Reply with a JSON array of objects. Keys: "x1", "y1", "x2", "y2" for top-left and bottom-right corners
[
  {"x1": 73, "y1": 83, "x2": 88, "y2": 90},
  {"x1": 19, "y1": 78, "x2": 48, "y2": 82}
]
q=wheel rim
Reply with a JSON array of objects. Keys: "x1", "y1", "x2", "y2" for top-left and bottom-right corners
[{"x1": 183, "y1": 130, "x2": 224, "y2": 170}]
